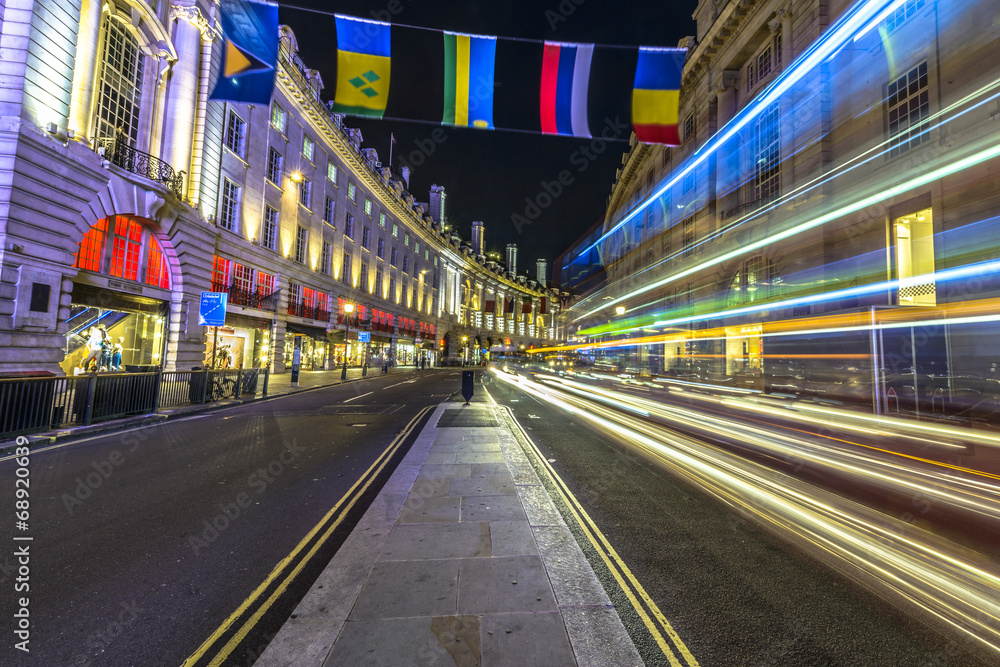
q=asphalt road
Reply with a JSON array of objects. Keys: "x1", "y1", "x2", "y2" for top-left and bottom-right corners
[
  {"x1": 0, "y1": 369, "x2": 465, "y2": 667},
  {"x1": 484, "y1": 374, "x2": 992, "y2": 667}
]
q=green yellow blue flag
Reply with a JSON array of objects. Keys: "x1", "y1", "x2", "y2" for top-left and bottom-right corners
[
  {"x1": 331, "y1": 15, "x2": 391, "y2": 118},
  {"x1": 442, "y1": 32, "x2": 497, "y2": 129}
]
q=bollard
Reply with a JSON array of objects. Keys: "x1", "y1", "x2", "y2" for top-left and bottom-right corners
[{"x1": 462, "y1": 370, "x2": 474, "y2": 404}]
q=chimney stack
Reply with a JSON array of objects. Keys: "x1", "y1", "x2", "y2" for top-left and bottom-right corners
[
  {"x1": 401, "y1": 165, "x2": 411, "y2": 189},
  {"x1": 536, "y1": 259, "x2": 548, "y2": 287},
  {"x1": 505, "y1": 244, "x2": 517, "y2": 275},
  {"x1": 471, "y1": 221, "x2": 485, "y2": 256},
  {"x1": 429, "y1": 184, "x2": 447, "y2": 224}
]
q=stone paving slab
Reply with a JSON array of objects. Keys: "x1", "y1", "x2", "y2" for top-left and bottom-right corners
[{"x1": 256, "y1": 400, "x2": 642, "y2": 667}]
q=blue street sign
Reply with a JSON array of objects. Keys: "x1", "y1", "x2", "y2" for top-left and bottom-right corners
[
  {"x1": 199, "y1": 291, "x2": 228, "y2": 326},
  {"x1": 358, "y1": 331, "x2": 371, "y2": 343}
]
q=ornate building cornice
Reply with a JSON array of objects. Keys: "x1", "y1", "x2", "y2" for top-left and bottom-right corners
[{"x1": 170, "y1": 4, "x2": 217, "y2": 41}]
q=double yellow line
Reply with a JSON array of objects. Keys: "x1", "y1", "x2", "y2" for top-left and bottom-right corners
[
  {"x1": 182, "y1": 405, "x2": 434, "y2": 667},
  {"x1": 501, "y1": 404, "x2": 700, "y2": 667}
]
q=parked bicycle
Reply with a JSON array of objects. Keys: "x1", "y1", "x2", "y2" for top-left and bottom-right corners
[{"x1": 211, "y1": 374, "x2": 236, "y2": 401}]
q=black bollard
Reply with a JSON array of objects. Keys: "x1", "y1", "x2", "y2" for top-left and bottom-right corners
[{"x1": 462, "y1": 370, "x2": 474, "y2": 404}]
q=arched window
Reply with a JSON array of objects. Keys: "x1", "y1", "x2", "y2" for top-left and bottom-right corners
[
  {"x1": 74, "y1": 216, "x2": 170, "y2": 289},
  {"x1": 728, "y1": 255, "x2": 778, "y2": 307},
  {"x1": 95, "y1": 17, "x2": 145, "y2": 145}
]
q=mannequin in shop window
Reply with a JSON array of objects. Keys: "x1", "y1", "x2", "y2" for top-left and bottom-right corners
[
  {"x1": 82, "y1": 325, "x2": 107, "y2": 372},
  {"x1": 111, "y1": 337, "x2": 124, "y2": 371}
]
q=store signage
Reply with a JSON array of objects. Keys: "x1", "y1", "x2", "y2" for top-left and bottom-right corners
[
  {"x1": 358, "y1": 331, "x2": 371, "y2": 343},
  {"x1": 199, "y1": 291, "x2": 228, "y2": 326}
]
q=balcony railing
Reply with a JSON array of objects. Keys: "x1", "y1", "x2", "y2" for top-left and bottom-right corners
[
  {"x1": 96, "y1": 138, "x2": 185, "y2": 199},
  {"x1": 288, "y1": 300, "x2": 330, "y2": 322},
  {"x1": 211, "y1": 281, "x2": 280, "y2": 312}
]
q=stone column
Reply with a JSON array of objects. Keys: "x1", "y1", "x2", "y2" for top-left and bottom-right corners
[
  {"x1": 162, "y1": 4, "x2": 204, "y2": 179},
  {"x1": 68, "y1": 0, "x2": 104, "y2": 141}
]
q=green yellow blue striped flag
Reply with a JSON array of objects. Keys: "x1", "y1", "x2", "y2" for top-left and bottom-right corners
[
  {"x1": 442, "y1": 32, "x2": 496, "y2": 129},
  {"x1": 332, "y1": 15, "x2": 391, "y2": 118}
]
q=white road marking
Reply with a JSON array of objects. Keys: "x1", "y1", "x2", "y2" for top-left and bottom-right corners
[{"x1": 343, "y1": 392, "x2": 373, "y2": 403}]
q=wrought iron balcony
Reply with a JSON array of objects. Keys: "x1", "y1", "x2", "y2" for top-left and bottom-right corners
[
  {"x1": 211, "y1": 281, "x2": 280, "y2": 312},
  {"x1": 96, "y1": 138, "x2": 186, "y2": 199}
]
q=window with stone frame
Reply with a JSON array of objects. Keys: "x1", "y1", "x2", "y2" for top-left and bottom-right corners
[
  {"x1": 302, "y1": 135, "x2": 315, "y2": 161},
  {"x1": 321, "y1": 240, "x2": 332, "y2": 274},
  {"x1": 752, "y1": 102, "x2": 781, "y2": 203},
  {"x1": 344, "y1": 213, "x2": 355, "y2": 239},
  {"x1": 267, "y1": 148, "x2": 283, "y2": 184},
  {"x1": 362, "y1": 226, "x2": 371, "y2": 250},
  {"x1": 377, "y1": 237, "x2": 385, "y2": 259},
  {"x1": 219, "y1": 178, "x2": 241, "y2": 232},
  {"x1": 327, "y1": 161, "x2": 338, "y2": 183},
  {"x1": 262, "y1": 206, "x2": 279, "y2": 250},
  {"x1": 360, "y1": 263, "x2": 369, "y2": 292},
  {"x1": 299, "y1": 178, "x2": 312, "y2": 209},
  {"x1": 885, "y1": 62, "x2": 929, "y2": 158},
  {"x1": 224, "y1": 110, "x2": 246, "y2": 157},
  {"x1": 271, "y1": 102, "x2": 287, "y2": 133},
  {"x1": 342, "y1": 252, "x2": 352, "y2": 283},
  {"x1": 295, "y1": 225, "x2": 308, "y2": 263},
  {"x1": 94, "y1": 18, "x2": 144, "y2": 146},
  {"x1": 324, "y1": 196, "x2": 335, "y2": 226}
]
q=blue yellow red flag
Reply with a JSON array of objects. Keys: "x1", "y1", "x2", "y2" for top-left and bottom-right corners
[{"x1": 631, "y1": 47, "x2": 686, "y2": 145}]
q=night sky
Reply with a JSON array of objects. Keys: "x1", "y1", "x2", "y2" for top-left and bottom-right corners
[{"x1": 279, "y1": 1, "x2": 698, "y2": 279}]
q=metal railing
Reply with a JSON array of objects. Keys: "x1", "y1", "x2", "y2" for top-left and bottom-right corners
[
  {"x1": 211, "y1": 281, "x2": 281, "y2": 312},
  {"x1": 95, "y1": 138, "x2": 185, "y2": 199},
  {"x1": 0, "y1": 368, "x2": 269, "y2": 438},
  {"x1": 287, "y1": 300, "x2": 330, "y2": 322}
]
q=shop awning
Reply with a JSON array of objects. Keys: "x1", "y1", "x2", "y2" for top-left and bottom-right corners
[
  {"x1": 286, "y1": 323, "x2": 327, "y2": 341},
  {"x1": 226, "y1": 313, "x2": 272, "y2": 330}
]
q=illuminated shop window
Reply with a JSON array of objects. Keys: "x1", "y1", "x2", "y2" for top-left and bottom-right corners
[
  {"x1": 75, "y1": 216, "x2": 171, "y2": 289},
  {"x1": 894, "y1": 207, "x2": 936, "y2": 306}
]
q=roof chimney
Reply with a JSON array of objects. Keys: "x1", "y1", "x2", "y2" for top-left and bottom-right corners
[
  {"x1": 401, "y1": 165, "x2": 411, "y2": 189},
  {"x1": 471, "y1": 221, "x2": 485, "y2": 256},
  {"x1": 536, "y1": 259, "x2": 548, "y2": 287},
  {"x1": 505, "y1": 244, "x2": 517, "y2": 275}
]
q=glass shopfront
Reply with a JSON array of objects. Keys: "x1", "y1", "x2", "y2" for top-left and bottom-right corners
[
  {"x1": 202, "y1": 314, "x2": 272, "y2": 369},
  {"x1": 61, "y1": 283, "x2": 167, "y2": 374},
  {"x1": 284, "y1": 325, "x2": 329, "y2": 370}
]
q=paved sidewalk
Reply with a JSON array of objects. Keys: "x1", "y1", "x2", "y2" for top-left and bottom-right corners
[{"x1": 257, "y1": 401, "x2": 642, "y2": 667}]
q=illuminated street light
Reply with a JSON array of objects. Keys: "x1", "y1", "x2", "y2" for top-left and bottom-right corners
[{"x1": 615, "y1": 306, "x2": 626, "y2": 316}]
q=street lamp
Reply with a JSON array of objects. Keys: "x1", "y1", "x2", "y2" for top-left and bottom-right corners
[
  {"x1": 462, "y1": 335, "x2": 468, "y2": 366},
  {"x1": 342, "y1": 302, "x2": 354, "y2": 381},
  {"x1": 615, "y1": 305, "x2": 626, "y2": 316}
]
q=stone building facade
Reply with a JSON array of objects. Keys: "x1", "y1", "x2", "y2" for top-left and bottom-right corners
[
  {"x1": 570, "y1": 0, "x2": 1000, "y2": 413},
  {"x1": 0, "y1": 1, "x2": 557, "y2": 375}
]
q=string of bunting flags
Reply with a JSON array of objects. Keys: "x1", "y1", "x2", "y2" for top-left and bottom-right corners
[{"x1": 211, "y1": 2, "x2": 686, "y2": 146}]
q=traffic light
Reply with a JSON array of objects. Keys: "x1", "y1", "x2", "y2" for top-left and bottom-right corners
[{"x1": 439, "y1": 338, "x2": 445, "y2": 349}]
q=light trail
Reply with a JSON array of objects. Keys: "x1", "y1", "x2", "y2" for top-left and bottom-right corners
[{"x1": 494, "y1": 368, "x2": 1000, "y2": 661}]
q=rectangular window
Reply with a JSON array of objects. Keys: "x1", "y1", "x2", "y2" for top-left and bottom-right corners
[
  {"x1": 682, "y1": 216, "x2": 695, "y2": 257},
  {"x1": 299, "y1": 178, "x2": 311, "y2": 209},
  {"x1": 392, "y1": 222, "x2": 398, "y2": 238},
  {"x1": 754, "y1": 102, "x2": 781, "y2": 201},
  {"x1": 267, "y1": 148, "x2": 283, "y2": 184},
  {"x1": 321, "y1": 240, "x2": 331, "y2": 274},
  {"x1": 324, "y1": 196, "x2": 335, "y2": 225},
  {"x1": 271, "y1": 103, "x2": 287, "y2": 133},
  {"x1": 358, "y1": 226, "x2": 369, "y2": 251},
  {"x1": 757, "y1": 44, "x2": 772, "y2": 80},
  {"x1": 344, "y1": 213, "x2": 354, "y2": 239},
  {"x1": 886, "y1": 0, "x2": 925, "y2": 33},
  {"x1": 414, "y1": 241, "x2": 420, "y2": 255},
  {"x1": 886, "y1": 62, "x2": 929, "y2": 158},
  {"x1": 404, "y1": 232, "x2": 410, "y2": 247},
  {"x1": 683, "y1": 113, "x2": 694, "y2": 143},
  {"x1": 327, "y1": 161, "x2": 338, "y2": 183},
  {"x1": 379, "y1": 212, "x2": 387, "y2": 228},
  {"x1": 377, "y1": 237, "x2": 385, "y2": 259},
  {"x1": 389, "y1": 276, "x2": 396, "y2": 301},
  {"x1": 424, "y1": 249, "x2": 429, "y2": 261},
  {"x1": 746, "y1": 61, "x2": 755, "y2": 93},
  {"x1": 145, "y1": 235, "x2": 169, "y2": 289},
  {"x1": 682, "y1": 169, "x2": 695, "y2": 194},
  {"x1": 364, "y1": 197, "x2": 372, "y2": 216},
  {"x1": 75, "y1": 217, "x2": 107, "y2": 273},
  {"x1": 360, "y1": 262, "x2": 369, "y2": 292},
  {"x1": 302, "y1": 135, "x2": 315, "y2": 161},
  {"x1": 110, "y1": 216, "x2": 143, "y2": 281},
  {"x1": 646, "y1": 169, "x2": 654, "y2": 191},
  {"x1": 342, "y1": 252, "x2": 352, "y2": 283},
  {"x1": 262, "y1": 206, "x2": 279, "y2": 250},
  {"x1": 347, "y1": 181, "x2": 356, "y2": 202},
  {"x1": 233, "y1": 263, "x2": 254, "y2": 293},
  {"x1": 219, "y1": 178, "x2": 241, "y2": 232},
  {"x1": 257, "y1": 271, "x2": 275, "y2": 295},
  {"x1": 773, "y1": 32, "x2": 783, "y2": 69},
  {"x1": 288, "y1": 282, "x2": 301, "y2": 314},
  {"x1": 212, "y1": 255, "x2": 231, "y2": 289},
  {"x1": 295, "y1": 225, "x2": 308, "y2": 263},
  {"x1": 224, "y1": 110, "x2": 246, "y2": 157},
  {"x1": 402, "y1": 256, "x2": 409, "y2": 274},
  {"x1": 390, "y1": 247, "x2": 397, "y2": 267},
  {"x1": 375, "y1": 269, "x2": 383, "y2": 296}
]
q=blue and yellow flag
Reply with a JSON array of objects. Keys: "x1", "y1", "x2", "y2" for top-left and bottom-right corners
[
  {"x1": 631, "y1": 47, "x2": 686, "y2": 145},
  {"x1": 209, "y1": 0, "x2": 278, "y2": 104},
  {"x1": 331, "y1": 15, "x2": 391, "y2": 118},
  {"x1": 442, "y1": 32, "x2": 496, "y2": 129}
]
